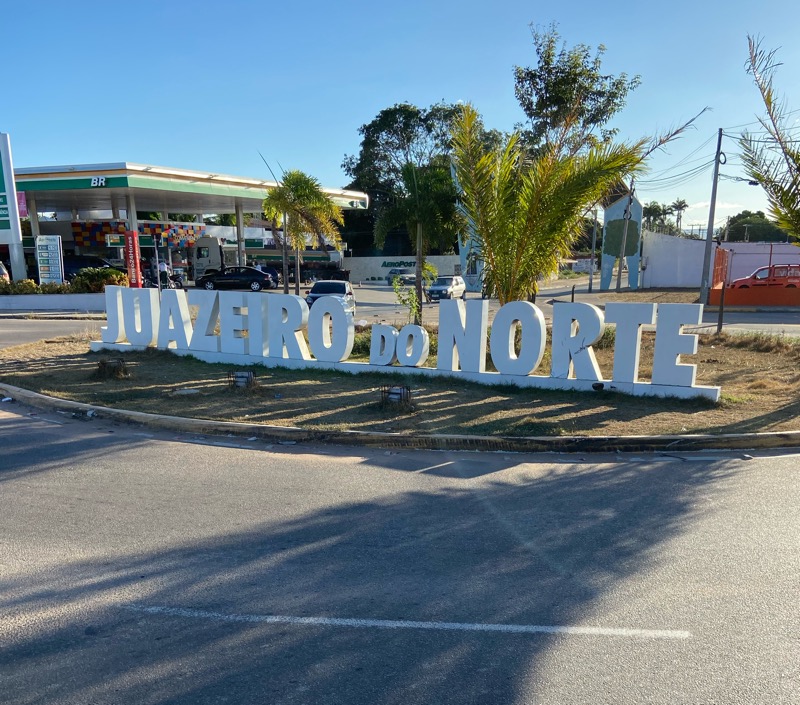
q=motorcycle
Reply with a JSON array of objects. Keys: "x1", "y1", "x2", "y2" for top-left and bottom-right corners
[{"x1": 143, "y1": 272, "x2": 184, "y2": 289}]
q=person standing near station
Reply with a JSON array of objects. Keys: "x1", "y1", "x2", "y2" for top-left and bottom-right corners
[{"x1": 158, "y1": 258, "x2": 171, "y2": 286}]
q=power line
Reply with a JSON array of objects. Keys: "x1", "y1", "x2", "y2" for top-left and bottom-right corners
[
  {"x1": 644, "y1": 134, "x2": 717, "y2": 179},
  {"x1": 722, "y1": 107, "x2": 800, "y2": 131},
  {"x1": 638, "y1": 159, "x2": 715, "y2": 190},
  {"x1": 732, "y1": 133, "x2": 800, "y2": 144}
]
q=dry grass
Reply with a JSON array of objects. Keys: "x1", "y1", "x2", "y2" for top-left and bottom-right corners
[{"x1": 1, "y1": 328, "x2": 799, "y2": 438}]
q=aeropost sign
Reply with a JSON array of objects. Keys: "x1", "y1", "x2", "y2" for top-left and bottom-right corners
[{"x1": 91, "y1": 287, "x2": 721, "y2": 401}]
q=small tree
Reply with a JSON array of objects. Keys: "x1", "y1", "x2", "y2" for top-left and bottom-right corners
[
  {"x1": 263, "y1": 171, "x2": 344, "y2": 295},
  {"x1": 373, "y1": 159, "x2": 462, "y2": 324}
]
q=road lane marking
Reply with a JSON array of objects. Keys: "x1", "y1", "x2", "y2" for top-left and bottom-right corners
[{"x1": 124, "y1": 605, "x2": 691, "y2": 640}]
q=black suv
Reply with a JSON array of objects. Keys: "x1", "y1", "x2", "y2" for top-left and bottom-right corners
[{"x1": 63, "y1": 255, "x2": 126, "y2": 281}]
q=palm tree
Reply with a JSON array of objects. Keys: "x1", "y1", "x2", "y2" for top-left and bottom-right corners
[
  {"x1": 670, "y1": 198, "x2": 689, "y2": 233},
  {"x1": 262, "y1": 170, "x2": 344, "y2": 295},
  {"x1": 373, "y1": 158, "x2": 462, "y2": 324},
  {"x1": 642, "y1": 202, "x2": 662, "y2": 230},
  {"x1": 451, "y1": 104, "x2": 647, "y2": 304},
  {"x1": 740, "y1": 36, "x2": 800, "y2": 238}
]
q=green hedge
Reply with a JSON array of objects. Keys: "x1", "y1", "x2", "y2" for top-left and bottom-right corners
[
  {"x1": 0, "y1": 268, "x2": 128, "y2": 294},
  {"x1": 70, "y1": 267, "x2": 128, "y2": 293}
]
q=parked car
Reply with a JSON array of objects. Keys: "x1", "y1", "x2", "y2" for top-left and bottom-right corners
[
  {"x1": 0, "y1": 261, "x2": 9, "y2": 282},
  {"x1": 730, "y1": 264, "x2": 800, "y2": 288},
  {"x1": 304, "y1": 280, "x2": 356, "y2": 315},
  {"x1": 63, "y1": 255, "x2": 126, "y2": 281},
  {"x1": 426, "y1": 275, "x2": 467, "y2": 301},
  {"x1": 195, "y1": 266, "x2": 275, "y2": 291},
  {"x1": 387, "y1": 268, "x2": 415, "y2": 285}
]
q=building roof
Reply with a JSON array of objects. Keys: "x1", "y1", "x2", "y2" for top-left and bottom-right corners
[{"x1": 14, "y1": 162, "x2": 369, "y2": 216}]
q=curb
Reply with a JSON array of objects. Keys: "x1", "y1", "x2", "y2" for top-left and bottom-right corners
[
  {"x1": 3, "y1": 383, "x2": 800, "y2": 454},
  {"x1": 0, "y1": 312, "x2": 106, "y2": 320}
]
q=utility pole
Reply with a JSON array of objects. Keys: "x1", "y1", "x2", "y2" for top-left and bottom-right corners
[
  {"x1": 588, "y1": 209, "x2": 599, "y2": 293},
  {"x1": 700, "y1": 128, "x2": 724, "y2": 305},
  {"x1": 615, "y1": 179, "x2": 635, "y2": 292}
]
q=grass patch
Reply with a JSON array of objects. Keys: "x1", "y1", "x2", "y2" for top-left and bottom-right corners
[{"x1": 1, "y1": 326, "x2": 799, "y2": 438}]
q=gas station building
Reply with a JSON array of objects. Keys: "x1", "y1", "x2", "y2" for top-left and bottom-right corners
[{"x1": 5, "y1": 161, "x2": 368, "y2": 279}]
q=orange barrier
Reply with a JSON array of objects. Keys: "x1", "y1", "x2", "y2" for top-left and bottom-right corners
[{"x1": 709, "y1": 284, "x2": 800, "y2": 306}]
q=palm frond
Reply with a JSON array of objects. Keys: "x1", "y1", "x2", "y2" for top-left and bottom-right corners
[{"x1": 452, "y1": 103, "x2": 649, "y2": 303}]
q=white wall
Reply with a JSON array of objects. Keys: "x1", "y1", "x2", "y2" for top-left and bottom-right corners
[
  {"x1": 0, "y1": 293, "x2": 105, "y2": 312},
  {"x1": 718, "y1": 242, "x2": 800, "y2": 281},
  {"x1": 641, "y1": 230, "x2": 707, "y2": 288},
  {"x1": 640, "y1": 231, "x2": 800, "y2": 287},
  {"x1": 344, "y1": 255, "x2": 461, "y2": 283}
]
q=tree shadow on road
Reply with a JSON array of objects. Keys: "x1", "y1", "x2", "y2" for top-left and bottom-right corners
[{"x1": 0, "y1": 423, "x2": 746, "y2": 705}]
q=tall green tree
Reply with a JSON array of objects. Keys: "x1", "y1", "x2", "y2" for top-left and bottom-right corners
[
  {"x1": 262, "y1": 170, "x2": 344, "y2": 295},
  {"x1": 725, "y1": 210, "x2": 788, "y2": 242},
  {"x1": 514, "y1": 23, "x2": 641, "y2": 158},
  {"x1": 740, "y1": 36, "x2": 800, "y2": 239},
  {"x1": 341, "y1": 102, "x2": 501, "y2": 256},
  {"x1": 373, "y1": 157, "x2": 463, "y2": 324},
  {"x1": 343, "y1": 102, "x2": 460, "y2": 192},
  {"x1": 203, "y1": 213, "x2": 237, "y2": 226},
  {"x1": 451, "y1": 104, "x2": 647, "y2": 304}
]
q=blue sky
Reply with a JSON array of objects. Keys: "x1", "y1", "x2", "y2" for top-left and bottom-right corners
[{"x1": 5, "y1": 0, "x2": 800, "y2": 229}]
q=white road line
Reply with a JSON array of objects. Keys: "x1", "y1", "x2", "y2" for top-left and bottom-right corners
[{"x1": 124, "y1": 605, "x2": 691, "y2": 640}]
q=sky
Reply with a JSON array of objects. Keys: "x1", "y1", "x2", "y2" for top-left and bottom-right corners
[{"x1": 4, "y1": 0, "x2": 800, "y2": 231}]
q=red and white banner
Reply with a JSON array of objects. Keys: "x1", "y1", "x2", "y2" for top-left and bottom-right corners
[{"x1": 124, "y1": 230, "x2": 142, "y2": 287}]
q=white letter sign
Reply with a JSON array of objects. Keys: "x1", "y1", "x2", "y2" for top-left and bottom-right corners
[{"x1": 90, "y1": 291, "x2": 720, "y2": 401}]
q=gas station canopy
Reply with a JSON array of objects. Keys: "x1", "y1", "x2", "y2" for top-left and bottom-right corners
[{"x1": 14, "y1": 162, "x2": 369, "y2": 217}]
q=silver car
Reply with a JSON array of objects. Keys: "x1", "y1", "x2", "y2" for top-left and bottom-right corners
[
  {"x1": 305, "y1": 280, "x2": 356, "y2": 315},
  {"x1": 426, "y1": 275, "x2": 466, "y2": 301}
]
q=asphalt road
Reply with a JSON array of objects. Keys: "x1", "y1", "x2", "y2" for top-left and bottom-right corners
[
  {"x1": 0, "y1": 319, "x2": 103, "y2": 349},
  {"x1": 2, "y1": 280, "x2": 800, "y2": 351},
  {"x1": 2, "y1": 403, "x2": 799, "y2": 704},
  {"x1": 253, "y1": 280, "x2": 800, "y2": 336}
]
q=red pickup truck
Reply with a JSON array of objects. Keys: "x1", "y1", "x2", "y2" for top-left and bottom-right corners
[{"x1": 730, "y1": 263, "x2": 800, "y2": 288}]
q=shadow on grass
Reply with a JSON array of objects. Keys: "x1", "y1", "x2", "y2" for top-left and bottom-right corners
[{"x1": 1, "y1": 341, "x2": 796, "y2": 438}]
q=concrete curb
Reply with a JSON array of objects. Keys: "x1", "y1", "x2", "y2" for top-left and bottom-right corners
[{"x1": 3, "y1": 383, "x2": 800, "y2": 454}]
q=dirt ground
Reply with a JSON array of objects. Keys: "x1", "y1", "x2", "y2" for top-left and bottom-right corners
[{"x1": 1, "y1": 325, "x2": 799, "y2": 438}]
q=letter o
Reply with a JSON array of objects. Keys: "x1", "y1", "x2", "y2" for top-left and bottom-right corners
[
  {"x1": 489, "y1": 301, "x2": 546, "y2": 376},
  {"x1": 396, "y1": 324, "x2": 429, "y2": 367},
  {"x1": 307, "y1": 297, "x2": 354, "y2": 362}
]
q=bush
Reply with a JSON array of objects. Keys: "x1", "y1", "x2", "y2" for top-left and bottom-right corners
[
  {"x1": 70, "y1": 267, "x2": 128, "y2": 293},
  {"x1": 351, "y1": 329, "x2": 372, "y2": 357},
  {"x1": 7, "y1": 279, "x2": 41, "y2": 294},
  {"x1": 40, "y1": 282, "x2": 73, "y2": 294}
]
